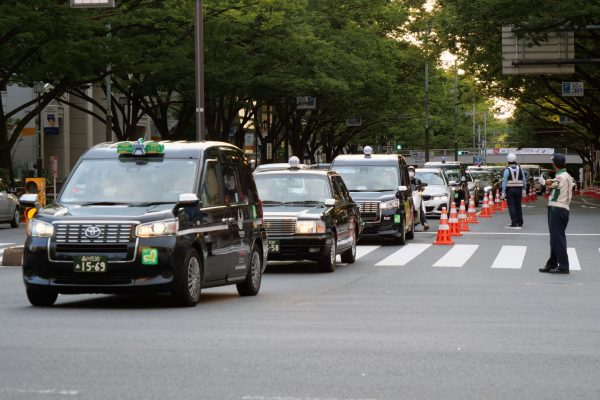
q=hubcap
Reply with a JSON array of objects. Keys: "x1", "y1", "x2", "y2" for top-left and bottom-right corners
[
  {"x1": 250, "y1": 251, "x2": 261, "y2": 288},
  {"x1": 13, "y1": 210, "x2": 19, "y2": 225},
  {"x1": 187, "y1": 257, "x2": 201, "y2": 300},
  {"x1": 330, "y1": 241, "x2": 336, "y2": 265},
  {"x1": 351, "y1": 232, "x2": 356, "y2": 257}
]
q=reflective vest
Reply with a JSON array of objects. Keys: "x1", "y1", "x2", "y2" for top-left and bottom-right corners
[{"x1": 505, "y1": 165, "x2": 524, "y2": 188}]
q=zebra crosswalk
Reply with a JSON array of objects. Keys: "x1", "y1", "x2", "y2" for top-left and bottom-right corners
[{"x1": 344, "y1": 243, "x2": 599, "y2": 271}]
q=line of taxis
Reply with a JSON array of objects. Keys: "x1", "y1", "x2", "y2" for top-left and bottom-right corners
[{"x1": 20, "y1": 142, "x2": 416, "y2": 307}]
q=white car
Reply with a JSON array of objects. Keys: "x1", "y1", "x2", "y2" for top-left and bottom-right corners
[{"x1": 415, "y1": 168, "x2": 452, "y2": 217}]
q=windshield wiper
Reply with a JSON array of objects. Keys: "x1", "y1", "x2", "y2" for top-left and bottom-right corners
[
  {"x1": 79, "y1": 201, "x2": 129, "y2": 206},
  {"x1": 287, "y1": 200, "x2": 322, "y2": 205},
  {"x1": 262, "y1": 200, "x2": 284, "y2": 206},
  {"x1": 130, "y1": 201, "x2": 176, "y2": 206}
]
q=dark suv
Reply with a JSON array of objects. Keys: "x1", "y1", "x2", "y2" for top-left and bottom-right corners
[
  {"x1": 331, "y1": 148, "x2": 415, "y2": 244},
  {"x1": 21, "y1": 140, "x2": 268, "y2": 307},
  {"x1": 254, "y1": 163, "x2": 362, "y2": 272}
]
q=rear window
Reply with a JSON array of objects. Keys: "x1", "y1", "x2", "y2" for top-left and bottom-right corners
[{"x1": 332, "y1": 165, "x2": 399, "y2": 192}]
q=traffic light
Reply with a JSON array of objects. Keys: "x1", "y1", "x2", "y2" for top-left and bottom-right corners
[
  {"x1": 396, "y1": 143, "x2": 402, "y2": 151},
  {"x1": 458, "y1": 150, "x2": 463, "y2": 156}
]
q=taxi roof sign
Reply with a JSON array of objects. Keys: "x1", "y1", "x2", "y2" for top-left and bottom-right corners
[
  {"x1": 117, "y1": 139, "x2": 164, "y2": 156},
  {"x1": 363, "y1": 146, "x2": 373, "y2": 158},
  {"x1": 288, "y1": 156, "x2": 301, "y2": 169}
]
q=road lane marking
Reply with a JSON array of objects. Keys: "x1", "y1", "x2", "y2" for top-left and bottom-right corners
[
  {"x1": 491, "y1": 246, "x2": 527, "y2": 269},
  {"x1": 433, "y1": 245, "x2": 479, "y2": 268},
  {"x1": 0, "y1": 242, "x2": 15, "y2": 247},
  {"x1": 376, "y1": 243, "x2": 431, "y2": 266},
  {"x1": 355, "y1": 245, "x2": 379, "y2": 260},
  {"x1": 567, "y1": 248, "x2": 581, "y2": 271}
]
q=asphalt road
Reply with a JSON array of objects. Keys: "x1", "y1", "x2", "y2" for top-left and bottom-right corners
[{"x1": 1, "y1": 196, "x2": 600, "y2": 400}]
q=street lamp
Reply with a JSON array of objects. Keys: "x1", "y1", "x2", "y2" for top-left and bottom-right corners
[
  {"x1": 70, "y1": 0, "x2": 115, "y2": 143},
  {"x1": 33, "y1": 81, "x2": 45, "y2": 177}
]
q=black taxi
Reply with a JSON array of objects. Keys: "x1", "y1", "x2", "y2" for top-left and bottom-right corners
[
  {"x1": 21, "y1": 140, "x2": 268, "y2": 307},
  {"x1": 253, "y1": 157, "x2": 362, "y2": 272},
  {"x1": 330, "y1": 146, "x2": 415, "y2": 244}
]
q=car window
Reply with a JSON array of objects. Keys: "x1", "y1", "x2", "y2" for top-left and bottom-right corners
[
  {"x1": 334, "y1": 176, "x2": 351, "y2": 202},
  {"x1": 201, "y1": 160, "x2": 224, "y2": 207},
  {"x1": 415, "y1": 172, "x2": 445, "y2": 185},
  {"x1": 254, "y1": 174, "x2": 331, "y2": 203},
  {"x1": 330, "y1": 176, "x2": 346, "y2": 203},
  {"x1": 60, "y1": 159, "x2": 198, "y2": 204},
  {"x1": 332, "y1": 165, "x2": 399, "y2": 192},
  {"x1": 222, "y1": 164, "x2": 246, "y2": 205}
]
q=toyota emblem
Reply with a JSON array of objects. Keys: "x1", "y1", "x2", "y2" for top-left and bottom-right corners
[{"x1": 84, "y1": 226, "x2": 102, "y2": 239}]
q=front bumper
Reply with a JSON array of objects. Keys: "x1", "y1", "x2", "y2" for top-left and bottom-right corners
[
  {"x1": 22, "y1": 236, "x2": 182, "y2": 294},
  {"x1": 359, "y1": 210, "x2": 404, "y2": 238},
  {"x1": 266, "y1": 235, "x2": 332, "y2": 261},
  {"x1": 423, "y1": 197, "x2": 450, "y2": 216}
]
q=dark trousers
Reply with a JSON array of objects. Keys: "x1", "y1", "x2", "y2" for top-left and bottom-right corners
[
  {"x1": 419, "y1": 201, "x2": 427, "y2": 225},
  {"x1": 506, "y1": 187, "x2": 523, "y2": 226},
  {"x1": 547, "y1": 206, "x2": 570, "y2": 270}
]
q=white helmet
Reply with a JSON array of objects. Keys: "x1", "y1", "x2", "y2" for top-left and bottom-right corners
[{"x1": 507, "y1": 153, "x2": 517, "y2": 163}]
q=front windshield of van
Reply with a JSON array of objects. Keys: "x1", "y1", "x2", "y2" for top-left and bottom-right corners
[
  {"x1": 332, "y1": 165, "x2": 399, "y2": 192},
  {"x1": 60, "y1": 158, "x2": 198, "y2": 204}
]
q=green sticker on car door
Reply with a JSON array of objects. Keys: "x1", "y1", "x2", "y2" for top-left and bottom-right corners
[{"x1": 141, "y1": 248, "x2": 158, "y2": 265}]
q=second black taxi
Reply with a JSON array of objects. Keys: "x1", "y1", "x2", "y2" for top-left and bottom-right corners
[{"x1": 253, "y1": 157, "x2": 363, "y2": 272}]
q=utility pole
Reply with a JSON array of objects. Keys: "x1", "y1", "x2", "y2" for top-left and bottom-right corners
[
  {"x1": 195, "y1": 0, "x2": 205, "y2": 141},
  {"x1": 453, "y1": 61, "x2": 459, "y2": 161},
  {"x1": 105, "y1": 21, "x2": 113, "y2": 143},
  {"x1": 424, "y1": 62, "x2": 430, "y2": 162}
]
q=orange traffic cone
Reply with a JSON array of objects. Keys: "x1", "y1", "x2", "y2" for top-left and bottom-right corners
[
  {"x1": 433, "y1": 207, "x2": 454, "y2": 245},
  {"x1": 480, "y1": 196, "x2": 491, "y2": 218},
  {"x1": 487, "y1": 192, "x2": 495, "y2": 216},
  {"x1": 522, "y1": 189, "x2": 529, "y2": 204},
  {"x1": 530, "y1": 188, "x2": 536, "y2": 202},
  {"x1": 495, "y1": 191, "x2": 502, "y2": 212},
  {"x1": 448, "y1": 202, "x2": 462, "y2": 236},
  {"x1": 501, "y1": 195, "x2": 507, "y2": 211},
  {"x1": 458, "y1": 199, "x2": 470, "y2": 232},
  {"x1": 467, "y1": 196, "x2": 479, "y2": 224}
]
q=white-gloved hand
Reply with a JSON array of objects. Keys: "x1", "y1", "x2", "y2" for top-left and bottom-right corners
[
  {"x1": 538, "y1": 176, "x2": 545, "y2": 186},
  {"x1": 522, "y1": 190, "x2": 527, "y2": 197},
  {"x1": 501, "y1": 192, "x2": 506, "y2": 200}
]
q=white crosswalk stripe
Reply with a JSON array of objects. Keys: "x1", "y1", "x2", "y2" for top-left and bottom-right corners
[
  {"x1": 355, "y1": 245, "x2": 379, "y2": 260},
  {"x1": 491, "y1": 246, "x2": 527, "y2": 269},
  {"x1": 376, "y1": 243, "x2": 431, "y2": 266},
  {"x1": 433, "y1": 245, "x2": 479, "y2": 268},
  {"x1": 567, "y1": 248, "x2": 581, "y2": 271}
]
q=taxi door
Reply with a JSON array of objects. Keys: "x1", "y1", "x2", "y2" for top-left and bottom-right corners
[
  {"x1": 330, "y1": 175, "x2": 351, "y2": 249},
  {"x1": 198, "y1": 156, "x2": 234, "y2": 281}
]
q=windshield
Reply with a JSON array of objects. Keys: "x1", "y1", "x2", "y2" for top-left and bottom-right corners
[
  {"x1": 469, "y1": 172, "x2": 494, "y2": 186},
  {"x1": 60, "y1": 158, "x2": 198, "y2": 204},
  {"x1": 415, "y1": 172, "x2": 445, "y2": 186},
  {"x1": 332, "y1": 165, "x2": 399, "y2": 191},
  {"x1": 254, "y1": 174, "x2": 331, "y2": 204},
  {"x1": 442, "y1": 168, "x2": 462, "y2": 182}
]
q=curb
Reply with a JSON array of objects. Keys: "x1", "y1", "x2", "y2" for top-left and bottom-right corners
[{"x1": 1, "y1": 247, "x2": 23, "y2": 267}]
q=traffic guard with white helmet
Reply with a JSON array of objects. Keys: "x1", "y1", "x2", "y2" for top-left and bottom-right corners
[{"x1": 501, "y1": 153, "x2": 527, "y2": 228}]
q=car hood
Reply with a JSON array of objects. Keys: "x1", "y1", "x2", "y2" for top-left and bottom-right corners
[
  {"x1": 422, "y1": 185, "x2": 450, "y2": 196},
  {"x1": 262, "y1": 205, "x2": 328, "y2": 220},
  {"x1": 347, "y1": 191, "x2": 396, "y2": 202},
  {"x1": 36, "y1": 202, "x2": 175, "y2": 222}
]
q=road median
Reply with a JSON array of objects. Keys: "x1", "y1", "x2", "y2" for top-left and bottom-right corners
[{"x1": 1, "y1": 247, "x2": 23, "y2": 267}]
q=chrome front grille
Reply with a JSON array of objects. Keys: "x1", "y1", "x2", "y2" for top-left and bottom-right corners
[
  {"x1": 54, "y1": 223, "x2": 133, "y2": 244},
  {"x1": 264, "y1": 218, "x2": 296, "y2": 236},
  {"x1": 357, "y1": 201, "x2": 380, "y2": 222}
]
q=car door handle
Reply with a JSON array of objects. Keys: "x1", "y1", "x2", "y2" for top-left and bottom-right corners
[{"x1": 222, "y1": 218, "x2": 236, "y2": 224}]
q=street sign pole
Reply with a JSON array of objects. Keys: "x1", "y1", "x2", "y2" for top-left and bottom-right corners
[{"x1": 195, "y1": 0, "x2": 205, "y2": 141}]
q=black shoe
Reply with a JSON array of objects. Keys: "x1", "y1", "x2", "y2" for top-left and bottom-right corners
[
  {"x1": 539, "y1": 267, "x2": 553, "y2": 273},
  {"x1": 547, "y1": 268, "x2": 570, "y2": 274},
  {"x1": 423, "y1": 224, "x2": 429, "y2": 231}
]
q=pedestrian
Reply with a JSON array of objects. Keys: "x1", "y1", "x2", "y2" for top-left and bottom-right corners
[
  {"x1": 408, "y1": 166, "x2": 429, "y2": 231},
  {"x1": 538, "y1": 153, "x2": 575, "y2": 274},
  {"x1": 501, "y1": 153, "x2": 527, "y2": 228}
]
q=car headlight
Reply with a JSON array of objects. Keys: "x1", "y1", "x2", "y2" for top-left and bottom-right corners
[
  {"x1": 432, "y1": 194, "x2": 449, "y2": 201},
  {"x1": 379, "y1": 199, "x2": 399, "y2": 210},
  {"x1": 28, "y1": 219, "x2": 54, "y2": 237},
  {"x1": 484, "y1": 186, "x2": 492, "y2": 193},
  {"x1": 136, "y1": 219, "x2": 178, "y2": 238},
  {"x1": 295, "y1": 220, "x2": 326, "y2": 234}
]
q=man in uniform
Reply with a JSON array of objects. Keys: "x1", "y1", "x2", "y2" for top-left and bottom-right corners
[
  {"x1": 501, "y1": 153, "x2": 527, "y2": 228},
  {"x1": 408, "y1": 166, "x2": 429, "y2": 231},
  {"x1": 538, "y1": 153, "x2": 574, "y2": 274}
]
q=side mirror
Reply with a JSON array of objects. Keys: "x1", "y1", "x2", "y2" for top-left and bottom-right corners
[
  {"x1": 178, "y1": 193, "x2": 200, "y2": 205},
  {"x1": 324, "y1": 198, "x2": 336, "y2": 207},
  {"x1": 19, "y1": 193, "x2": 39, "y2": 208}
]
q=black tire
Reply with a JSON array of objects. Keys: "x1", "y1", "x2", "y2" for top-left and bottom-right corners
[
  {"x1": 394, "y1": 217, "x2": 406, "y2": 245},
  {"x1": 26, "y1": 287, "x2": 58, "y2": 307},
  {"x1": 172, "y1": 249, "x2": 203, "y2": 307},
  {"x1": 237, "y1": 244, "x2": 262, "y2": 296},
  {"x1": 319, "y1": 235, "x2": 336, "y2": 273},
  {"x1": 10, "y1": 208, "x2": 19, "y2": 228},
  {"x1": 340, "y1": 228, "x2": 357, "y2": 264},
  {"x1": 406, "y1": 212, "x2": 415, "y2": 240}
]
